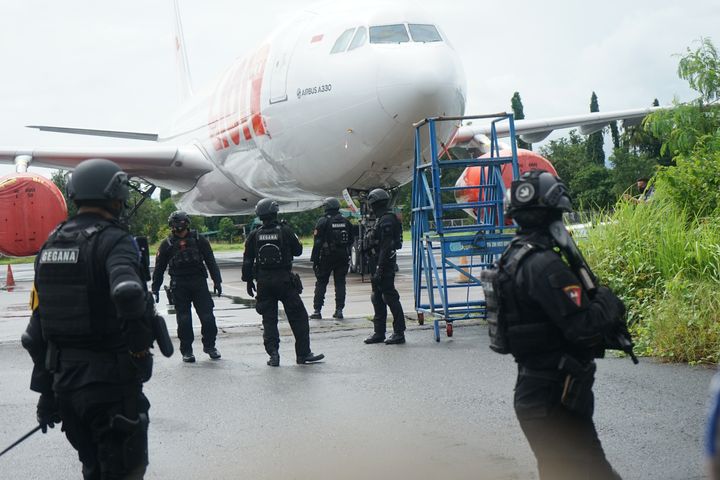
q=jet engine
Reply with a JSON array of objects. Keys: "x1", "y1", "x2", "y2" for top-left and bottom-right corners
[
  {"x1": 454, "y1": 148, "x2": 558, "y2": 220},
  {"x1": 0, "y1": 173, "x2": 68, "y2": 257}
]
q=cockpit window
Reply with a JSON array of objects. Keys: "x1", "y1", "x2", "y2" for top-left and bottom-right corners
[
  {"x1": 348, "y1": 26, "x2": 367, "y2": 51},
  {"x1": 331, "y1": 28, "x2": 356, "y2": 54},
  {"x1": 369, "y1": 24, "x2": 410, "y2": 44},
  {"x1": 408, "y1": 24, "x2": 442, "y2": 43}
]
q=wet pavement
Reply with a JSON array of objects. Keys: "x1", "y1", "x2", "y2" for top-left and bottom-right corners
[{"x1": 0, "y1": 251, "x2": 714, "y2": 479}]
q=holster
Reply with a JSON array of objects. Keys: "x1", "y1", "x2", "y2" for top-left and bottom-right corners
[
  {"x1": 44, "y1": 341, "x2": 59, "y2": 373},
  {"x1": 558, "y1": 354, "x2": 596, "y2": 413}
]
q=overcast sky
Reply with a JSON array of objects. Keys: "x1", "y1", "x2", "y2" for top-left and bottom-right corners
[{"x1": 0, "y1": 0, "x2": 717, "y2": 177}]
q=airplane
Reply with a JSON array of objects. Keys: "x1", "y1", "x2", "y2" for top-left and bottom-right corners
[{"x1": 0, "y1": 1, "x2": 660, "y2": 257}]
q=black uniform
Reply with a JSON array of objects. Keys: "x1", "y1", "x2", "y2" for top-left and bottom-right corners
[
  {"x1": 367, "y1": 211, "x2": 405, "y2": 335},
  {"x1": 25, "y1": 212, "x2": 154, "y2": 479},
  {"x1": 242, "y1": 220, "x2": 314, "y2": 358},
  {"x1": 152, "y1": 231, "x2": 221, "y2": 355},
  {"x1": 498, "y1": 230, "x2": 625, "y2": 480},
  {"x1": 310, "y1": 211, "x2": 354, "y2": 312}
]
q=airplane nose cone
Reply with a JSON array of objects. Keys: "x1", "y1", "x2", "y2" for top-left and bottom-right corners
[{"x1": 376, "y1": 45, "x2": 466, "y2": 127}]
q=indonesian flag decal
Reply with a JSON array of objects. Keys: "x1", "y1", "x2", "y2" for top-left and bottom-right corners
[{"x1": 563, "y1": 285, "x2": 583, "y2": 307}]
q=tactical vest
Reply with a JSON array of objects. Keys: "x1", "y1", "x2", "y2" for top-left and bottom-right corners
[
  {"x1": 255, "y1": 225, "x2": 285, "y2": 268},
  {"x1": 168, "y1": 231, "x2": 204, "y2": 276},
  {"x1": 490, "y1": 239, "x2": 564, "y2": 358},
  {"x1": 36, "y1": 222, "x2": 121, "y2": 343},
  {"x1": 328, "y1": 213, "x2": 350, "y2": 248},
  {"x1": 365, "y1": 213, "x2": 402, "y2": 254}
]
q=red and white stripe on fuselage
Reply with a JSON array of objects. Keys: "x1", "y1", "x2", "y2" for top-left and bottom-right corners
[{"x1": 207, "y1": 45, "x2": 270, "y2": 151}]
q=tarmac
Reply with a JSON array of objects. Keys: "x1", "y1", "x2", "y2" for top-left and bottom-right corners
[{"x1": 0, "y1": 249, "x2": 715, "y2": 479}]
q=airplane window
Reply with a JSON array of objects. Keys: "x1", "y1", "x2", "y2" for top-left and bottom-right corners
[
  {"x1": 369, "y1": 24, "x2": 410, "y2": 44},
  {"x1": 408, "y1": 24, "x2": 442, "y2": 43},
  {"x1": 348, "y1": 26, "x2": 367, "y2": 51},
  {"x1": 330, "y1": 28, "x2": 356, "y2": 54}
]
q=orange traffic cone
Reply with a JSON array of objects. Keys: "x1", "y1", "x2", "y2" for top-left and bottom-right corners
[{"x1": 5, "y1": 265, "x2": 15, "y2": 291}]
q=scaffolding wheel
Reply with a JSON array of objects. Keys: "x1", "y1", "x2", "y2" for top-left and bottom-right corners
[
  {"x1": 433, "y1": 319, "x2": 440, "y2": 342},
  {"x1": 446, "y1": 322, "x2": 453, "y2": 337},
  {"x1": 417, "y1": 312, "x2": 425, "y2": 326}
]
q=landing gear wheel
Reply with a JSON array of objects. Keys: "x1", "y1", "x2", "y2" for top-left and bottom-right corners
[
  {"x1": 417, "y1": 312, "x2": 425, "y2": 326},
  {"x1": 446, "y1": 322, "x2": 453, "y2": 337}
]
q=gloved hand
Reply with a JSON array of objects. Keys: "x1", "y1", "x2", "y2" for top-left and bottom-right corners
[
  {"x1": 246, "y1": 280, "x2": 256, "y2": 298},
  {"x1": 213, "y1": 283, "x2": 222, "y2": 297},
  {"x1": 594, "y1": 286, "x2": 626, "y2": 322},
  {"x1": 36, "y1": 393, "x2": 60, "y2": 434},
  {"x1": 372, "y1": 267, "x2": 384, "y2": 285},
  {"x1": 130, "y1": 350, "x2": 153, "y2": 383},
  {"x1": 152, "y1": 291, "x2": 160, "y2": 304},
  {"x1": 312, "y1": 262, "x2": 320, "y2": 275}
]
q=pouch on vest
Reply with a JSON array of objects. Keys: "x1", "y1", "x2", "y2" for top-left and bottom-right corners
[{"x1": 480, "y1": 266, "x2": 510, "y2": 354}]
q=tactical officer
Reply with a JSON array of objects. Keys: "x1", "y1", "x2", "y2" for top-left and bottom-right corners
[
  {"x1": 310, "y1": 197, "x2": 354, "y2": 320},
  {"x1": 363, "y1": 188, "x2": 406, "y2": 345},
  {"x1": 242, "y1": 198, "x2": 324, "y2": 367},
  {"x1": 152, "y1": 210, "x2": 222, "y2": 363},
  {"x1": 23, "y1": 158, "x2": 155, "y2": 479},
  {"x1": 486, "y1": 170, "x2": 628, "y2": 479}
]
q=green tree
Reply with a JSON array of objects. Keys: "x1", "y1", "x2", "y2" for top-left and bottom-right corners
[
  {"x1": 586, "y1": 92, "x2": 605, "y2": 165},
  {"x1": 218, "y1": 217, "x2": 236, "y2": 241},
  {"x1": 610, "y1": 121, "x2": 621, "y2": 150},
  {"x1": 50, "y1": 169, "x2": 77, "y2": 217},
  {"x1": 568, "y1": 163, "x2": 614, "y2": 210},
  {"x1": 608, "y1": 149, "x2": 657, "y2": 197},
  {"x1": 677, "y1": 37, "x2": 720, "y2": 105},
  {"x1": 160, "y1": 188, "x2": 171, "y2": 202},
  {"x1": 511, "y1": 92, "x2": 531, "y2": 150}
]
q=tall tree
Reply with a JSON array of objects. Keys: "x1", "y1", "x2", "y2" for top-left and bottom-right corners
[
  {"x1": 610, "y1": 121, "x2": 621, "y2": 150},
  {"x1": 160, "y1": 188, "x2": 171, "y2": 202},
  {"x1": 511, "y1": 92, "x2": 531, "y2": 150},
  {"x1": 586, "y1": 92, "x2": 605, "y2": 165}
]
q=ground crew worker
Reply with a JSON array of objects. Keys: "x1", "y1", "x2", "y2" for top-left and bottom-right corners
[
  {"x1": 242, "y1": 198, "x2": 324, "y2": 367},
  {"x1": 362, "y1": 188, "x2": 406, "y2": 345},
  {"x1": 152, "y1": 210, "x2": 222, "y2": 363},
  {"x1": 23, "y1": 158, "x2": 155, "y2": 479},
  {"x1": 487, "y1": 170, "x2": 627, "y2": 479},
  {"x1": 310, "y1": 197, "x2": 354, "y2": 320}
]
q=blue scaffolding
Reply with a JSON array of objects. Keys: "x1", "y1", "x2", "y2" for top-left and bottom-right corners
[{"x1": 411, "y1": 113, "x2": 520, "y2": 341}]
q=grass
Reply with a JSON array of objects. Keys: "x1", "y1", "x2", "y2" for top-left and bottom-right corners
[{"x1": 582, "y1": 195, "x2": 720, "y2": 364}]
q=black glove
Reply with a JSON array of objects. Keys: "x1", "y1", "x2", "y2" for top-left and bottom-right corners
[
  {"x1": 36, "y1": 393, "x2": 60, "y2": 434},
  {"x1": 312, "y1": 262, "x2": 320, "y2": 275},
  {"x1": 214, "y1": 283, "x2": 222, "y2": 297},
  {"x1": 594, "y1": 286, "x2": 626, "y2": 323},
  {"x1": 152, "y1": 291, "x2": 160, "y2": 303},
  {"x1": 130, "y1": 351, "x2": 153, "y2": 383},
  {"x1": 372, "y1": 267, "x2": 384, "y2": 284},
  {"x1": 246, "y1": 280, "x2": 256, "y2": 298}
]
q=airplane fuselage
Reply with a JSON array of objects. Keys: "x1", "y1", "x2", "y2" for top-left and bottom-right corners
[{"x1": 164, "y1": 5, "x2": 466, "y2": 214}]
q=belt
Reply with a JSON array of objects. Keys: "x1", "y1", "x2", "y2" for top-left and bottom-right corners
[
  {"x1": 60, "y1": 348, "x2": 122, "y2": 363},
  {"x1": 518, "y1": 365, "x2": 565, "y2": 381}
]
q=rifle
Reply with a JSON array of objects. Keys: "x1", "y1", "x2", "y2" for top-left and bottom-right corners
[
  {"x1": 548, "y1": 220, "x2": 638, "y2": 364},
  {"x1": 0, "y1": 425, "x2": 42, "y2": 458}
]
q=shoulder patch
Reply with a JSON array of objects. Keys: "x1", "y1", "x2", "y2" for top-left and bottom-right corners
[{"x1": 562, "y1": 285, "x2": 583, "y2": 307}]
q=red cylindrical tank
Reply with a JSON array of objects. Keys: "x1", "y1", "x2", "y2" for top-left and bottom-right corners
[
  {"x1": 0, "y1": 174, "x2": 68, "y2": 257},
  {"x1": 455, "y1": 148, "x2": 558, "y2": 220}
]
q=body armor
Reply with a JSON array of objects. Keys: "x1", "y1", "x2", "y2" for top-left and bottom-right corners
[
  {"x1": 36, "y1": 222, "x2": 120, "y2": 343},
  {"x1": 256, "y1": 225, "x2": 284, "y2": 268},
  {"x1": 167, "y1": 231, "x2": 204, "y2": 276},
  {"x1": 485, "y1": 239, "x2": 563, "y2": 357}
]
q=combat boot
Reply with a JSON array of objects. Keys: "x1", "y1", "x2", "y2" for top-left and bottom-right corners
[
  {"x1": 296, "y1": 352, "x2": 325, "y2": 364},
  {"x1": 204, "y1": 347, "x2": 221, "y2": 360},
  {"x1": 385, "y1": 332, "x2": 406, "y2": 345},
  {"x1": 364, "y1": 332, "x2": 386, "y2": 344},
  {"x1": 267, "y1": 352, "x2": 280, "y2": 367},
  {"x1": 333, "y1": 309, "x2": 343, "y2": 319},
  {"x1": 182, "y1": 351, "x2": 196, "y2": 363},
  {"x1": 309, "y1": 309, "x2": 322, "y2": 320}
]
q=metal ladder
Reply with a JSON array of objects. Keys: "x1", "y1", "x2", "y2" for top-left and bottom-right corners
[{"x1": 411, "y1": 113, "x2": 520, "y2": 341}]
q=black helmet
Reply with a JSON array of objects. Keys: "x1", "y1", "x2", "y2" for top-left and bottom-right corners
[
  {"x1": 323, "y1": 197, "x2": 341, "y2": 212},
  {"x1": 67, "y1": 158, "x2": 129, "y2": 202},
  {"x1": 505, "y1": 170, "x2": 572, "y2": 226},
  {"x1": 168, "y1": 210, "x2": 190, "y2": 230},
  {"x1": 255, "y1": 198, "x2": 279, "y2": 220},
  {"x1": 367, "y1": 188, "x2": 390, "y2": 210}
]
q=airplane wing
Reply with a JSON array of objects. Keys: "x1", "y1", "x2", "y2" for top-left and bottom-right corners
[
  {"x1": 452, "y1": 106, "x2": 662, "y2": 147},
  {"x1": 0, "y1": 145, "x2": 214, "y2": 192}
]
